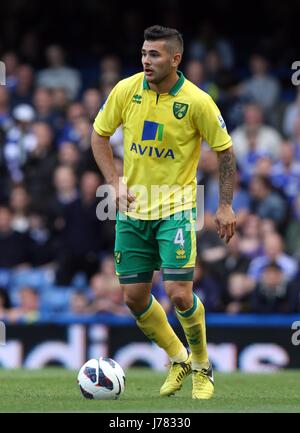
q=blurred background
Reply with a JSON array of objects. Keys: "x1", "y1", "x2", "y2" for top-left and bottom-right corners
[{"x1": 0, "y1": 0, "x2": 300, "y2": 371}]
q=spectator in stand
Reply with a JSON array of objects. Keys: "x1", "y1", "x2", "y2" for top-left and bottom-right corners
[
  {"x1": 32, "y1": 87, "x2": 54, "y2": 124},
  {"x1": 57, "y1": 141, "x2": 81, "y2": 174},
  {"x1": 193, "y1": 260, "x2": 223, "y2": 312},
  {"x1": 46, "y1": 165, "x2": 79, "y2": 249},
  {"x1": 8, "y1": 286, "x2": 40, "y2": 323},
  {"x1": 0, "y1": 86, "x2": 13, "y2": 132},
  {"x1": 249, "y1": 154, "x2": 274, "y2": 186},
  {"x1": 10, "y1": 64, "x2": 35, "y2": 108},
  {"x1": 223, "y1": 273, "x2": 255, "y2": 314},
  {"x1": 289, "y1": 117, "x2": 300, "y2": 162},
  {"x1": 69, "y1": 290, "x2": 90, "y2": 315},
  {"x1": 271, "y1": 141, "x2": 300, "y2": 202},
  {"x1": 0, "y1": 287, "x2": 12, "y2": 320},
  {"x1": 0, "y1": 87, "x2": 12, "y2": 200},
  {"x1": 37, "y1": 45, "x2": 81, "y2": 100},
  {"x1": 214, "y1": 231, "x2": 251, "y2": 288},
  {"x1": 100, "y1": 254, "x2": 117, "y2": 279},
  {"x1": 2, "y1": 52, "x2": 19, "y2": 91},
  {"x1": 57, "y1": 102, "x2": 85, "y2": 145},
  {"x1": 4, "y1": 104, "x2": 37, "y2": 183},
  {"x1": 283, "y1": 85, "x2": 300, "y2": 138},
  {"x1": 0, "y1": 154, "x2": 8, "y2": 204},
  {"x1": 251, "y1": 262, "x2": 300, "y2": 313},
  {"x1": 9, "y1": 183, "x2": 31, "y2": 233},
  {"x1": 55, "y1": 171, "x2": 113, "y2": 285},
  {"x1": 231, "y1": 103, "x2": 282, "y2": 172},
  {"x1": 248, "y1": 232, "x2": 298, "y2": 283},
  {"x1": 47, "y1": 164, "x2": 78, "y2": 216},
  {"x1": 19, "y1": 31, "x2": 41, "y2": 67},
  {"x1": 82, "y1": 88, "x2": 102, "y2": 122},
  {"x1": 187, "y1": 21, "x2": 234, "y2": 70},
  {"x1": 239, "y1": 214, "x2": 264, "y2": 259},
  {"x1": 99, "y1": 55, "x2": 122, "y2": 100},
  {"x1": 88, "y1": 272, "x2": 129, "y2": 316},
  {"x1": 249, "y1": 175, "x2": 288, "y2": 228},
  {"x1": 52, "y1": 87, "x2": 69, "y2": 118},
  {"x1": 232, "y1": 170, "x2": 251, "y2": 227},
  {"x1": 205, "y1": 50, "x2": 223, "y2": 81},
  {"x1": 83, "y1": 91, "x2": 124, "y2": 160},
  {"x1": 24, "y1": 121, "x2": 57, "y2": 206},
  {"x1": 73, "y1": 117, "x2": 92, "y2": 152},
  {"x1": 197, "y1": 219, "x2": 227, "y2": 283},
  {"x1": 285, "y1": 193, "x2": 300, "y2": 259},
  {"x1": 0, "y1": 206, "x2": 31, "y2": 269},
  {"x1": 27, "y1": 210, "x2": 56, "y2": 267},
  {"x1": 238, "y1": 54, "x2": 281, "y2": 123},
  {"x1": 32, "y1": 87, "x2": 64, "y2": 135},
  {"x1": 186, "y1": 49, "x2": 237, "y2": 128},
  {"x1": 184, "y1": 59, "x2": 219, "y2": 101}
]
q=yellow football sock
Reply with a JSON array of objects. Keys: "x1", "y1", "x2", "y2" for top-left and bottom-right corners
[
  {"x1": 176, "y1": 294, "x2": 209, "y2": 369},
  {"x1": 133, "y1": 295, "x2": 187, "y2": 362}
]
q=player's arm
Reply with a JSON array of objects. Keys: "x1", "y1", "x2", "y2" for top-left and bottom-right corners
[
  {"x1": 195, "y1": 94, "x2": 237, "y2": 243},
  {"x1": 215, "y1": 146, "x2": 236, "y2": 244},
  {"x1": 91, "y1": 130, "x2": 135, "y2": 210},
  {"x1": 91, "y1": 80, "x2": 135, "y2": 210},
  {"x1": 91, "y1": 130, "x2": 119, "y2": 187}
]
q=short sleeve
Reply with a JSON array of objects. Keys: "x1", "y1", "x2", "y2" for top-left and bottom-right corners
[
  {"x1": 194, "y1": 94, "x2": 232, "y2": 152},
  {"x1": 93, "y1": 81, "x2": 125, "y2": 136}
]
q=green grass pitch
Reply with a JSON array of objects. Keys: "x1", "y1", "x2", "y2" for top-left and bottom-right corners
[{"x1": 0, "y1": 368, "x2": 299, "y2": 413}]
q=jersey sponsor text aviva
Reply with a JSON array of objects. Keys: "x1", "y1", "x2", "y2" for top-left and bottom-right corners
[{"x1": 130, "y1": 142, "x2": 175, "y2": 159}]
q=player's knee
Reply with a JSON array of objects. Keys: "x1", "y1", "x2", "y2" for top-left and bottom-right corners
[
  {"x1": 123, "y1": 293, "x2": 148, "y2": 313},
  {"x1": 170, "y1": 292, "x2": 193, "y2": 311}
]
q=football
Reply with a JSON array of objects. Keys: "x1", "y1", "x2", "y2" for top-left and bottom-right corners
[{"x1": 77, "y1": 357, "x2": 125, "y2": 400}]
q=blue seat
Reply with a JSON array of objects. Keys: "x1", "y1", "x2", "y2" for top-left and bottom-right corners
[
  {"x1": 71, "y1": 272, "x2": 88, "y2": 290},
  {"x1": 40, "y1": 286, "x2": 74, "y2": 313},
  {"x1": 0, "y1": 268, "x2": 11, "y2": 288},
  {"x1": 10, "y1": 268, "x2": 55, "y2": 290}
]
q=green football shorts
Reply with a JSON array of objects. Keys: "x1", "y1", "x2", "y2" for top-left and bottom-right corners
[{"x1": 114, "y1": 209, "x2": 197, "y2": 284}]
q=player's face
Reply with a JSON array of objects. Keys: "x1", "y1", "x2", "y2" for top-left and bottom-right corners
[{"x1": 141, "y1": 40, "x2": 179, "y2": 84}]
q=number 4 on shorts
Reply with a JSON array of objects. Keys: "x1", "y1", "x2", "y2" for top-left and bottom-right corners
[{"x1": 174, "y1": 228, "x2": 185, "y2": 245}]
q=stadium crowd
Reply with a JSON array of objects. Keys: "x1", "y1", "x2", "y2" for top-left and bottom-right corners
[{"x1": 0, "y1": 34, "x2": 300, "y2": 323}]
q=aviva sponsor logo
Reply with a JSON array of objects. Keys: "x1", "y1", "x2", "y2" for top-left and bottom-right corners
[
  {"x1": 142, "y1": 120, "x2": 164, "y2": 141},
  {"x1": 130, "y1": 143, "x2": 174, "y2": 159},
  {"x1": 130, "y1": 120, "x2": 174, "y2": 159}
]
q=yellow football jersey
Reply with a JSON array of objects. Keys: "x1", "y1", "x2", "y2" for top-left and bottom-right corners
[{"x1": 93, "y1": 71, "x2": 232, "y2": 219}]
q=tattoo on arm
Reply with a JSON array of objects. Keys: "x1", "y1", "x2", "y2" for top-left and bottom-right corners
[{"x1": 218, "y1": 148, "x2": 236, "y2": 205}]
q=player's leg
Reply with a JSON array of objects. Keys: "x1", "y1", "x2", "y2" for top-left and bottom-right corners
[
  {"x1": 114, "y1": 212, "x2": 187, "y2": 371},
  {"x1": 121, "y1": 280, "x2": 187, "y2": 362},
  {"x1": 164, "y1": 279, "x2": 214, "y2": 399},
  {"x1": 158, "y1": 209, "x2": 214, "y2": 399},
  {"x1": 164, "y1": 279, "x2": 208, "y2": 366},
  {"x1": 122, "y1": 279, "x2": 191, "y2": 398}
]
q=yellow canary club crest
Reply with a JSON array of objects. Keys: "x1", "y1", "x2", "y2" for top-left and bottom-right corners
[
  {"x1": 173, "y1": 102, "x2": 189, "y2": 119},
  {"x1": 176, "y1": 248, "x2": 186, "y2": 259}
]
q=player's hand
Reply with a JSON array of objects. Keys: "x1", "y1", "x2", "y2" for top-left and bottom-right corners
[
  {"x1": 114, "y1": 182, "x2": 136, "y2": 212},
  {"x1": 214, "y1": 205, "x2": 236, "y2": 244}
]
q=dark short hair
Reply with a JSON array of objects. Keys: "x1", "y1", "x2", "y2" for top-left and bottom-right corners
[{"x1": 144, "y1": 25, "x2": 183, "y2": 53}]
